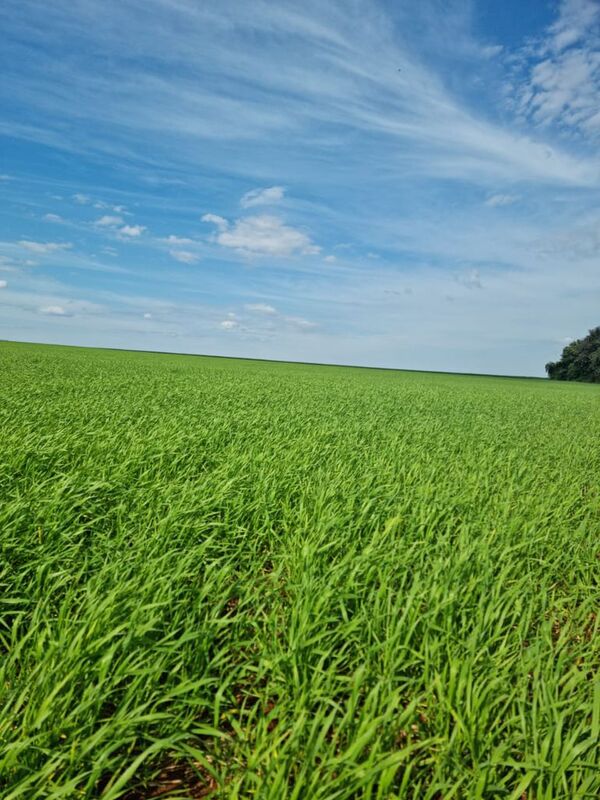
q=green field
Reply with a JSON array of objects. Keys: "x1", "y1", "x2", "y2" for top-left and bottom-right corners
[{"x1": 1, "y1": 341, "x2": 599, "y2": 799}]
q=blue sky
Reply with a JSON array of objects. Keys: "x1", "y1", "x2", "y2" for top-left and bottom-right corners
[{"x1": 1, "y1": 0, "x2": 599, "y2": 375}]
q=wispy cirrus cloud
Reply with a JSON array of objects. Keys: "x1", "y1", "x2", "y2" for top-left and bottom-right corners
[
  {"x1": 162, "y1": 235, "x2": 194, "y2": 245},
  {"x1": 18, "y1": 240, "x2": 72, "y2": 253},
  {"x1": 2, "y1": 1, "x2": 597, "y2": 187},
  {"x1": 240, "y1": 186, "x2": 285, "y2": 208},
  {"x1": 72, "y1": 192, "x2": 128, "y2": 214},
  {"x1": 245, "y1": 302, "x2": 277, "y2": 314},
  {"x1": 170, "y1": 250, "x2": 198, "y2": 264},
  {"x1": 485, "y1": 194, "x2": 519, "y2": 207},
  {"x1": 2, "y1": 1, "x2": 600, "y2": 375},
  {"x1": 39, "y1": 304, "x2": 66, "y2": 315}
]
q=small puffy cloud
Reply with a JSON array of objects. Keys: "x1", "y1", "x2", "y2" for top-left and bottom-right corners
[
  {"x1": 73, "y1": 193, "x2": 91, "y2": 205},
  {"x1": 143, "y1": 312, "x2": 152, "y2": 319},
  {"x1": 39, "y1": 305, "x2": 66, "y2": 315},
  {"x1": 220, "y1": 319, "x2": 238, "y2": 330},
  {"x1": 43, "y1": 213, "x2": 64, "y2": 223},
  {"x1": 119, "y1": 224, "x2": 146, "y2": 237},
  {"x1": 19, "y1": 240, "x2": 72, "y2": 253},
  {"x1": 240, "y1": 186, "x2": 285, "y2": 208},
  {"x1": 0, "y1": 280, "x2": 7, "y2": 288},
  {"x1": 324, "y1": 255, "x2": 336, "y2": 263},
  {"x1": 95, "y1": 215, "x2": 124, "y2": 226},
  {"x1": 163, "y1": 235, "x2": 194, "y2": 245},
  {"x1": 485, "y1": 194, "x2": 519, "y2": 207},
  {"x1": 245, "y1": 302, "x2": 277, "y2": 314},
  {"x1": 170, "y1": 250, "x2": 199, "y2": 264},
  {"x1": 204, "y1": 213, "x2": 320, "y2": 257},
  {"x1": 201, "y1": 213, "x2": 228, "y2": 231},
  {"x1": 93, "y1": 200, "x2": 128, "y2": 213}
]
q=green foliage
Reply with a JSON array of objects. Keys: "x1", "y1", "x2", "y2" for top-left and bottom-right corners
[
  {"x1": 1, "y1": 342, "x2": 599, "y2": 799},
  {"x1": 546, "y1": 326, "x2": 600, "y2": 382}
]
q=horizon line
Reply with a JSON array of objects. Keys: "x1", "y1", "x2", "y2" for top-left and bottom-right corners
[{"x1": 0, "y1": 337, "x2": 548, "y2": 381}]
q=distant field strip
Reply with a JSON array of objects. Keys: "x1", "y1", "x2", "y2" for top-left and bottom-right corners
[{"x1": 1, "y1": 341, "x2": 599, "y2": 799}]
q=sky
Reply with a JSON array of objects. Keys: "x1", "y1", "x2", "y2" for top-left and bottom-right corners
[{"x1": 1, "y1": 0, "x2": 600, "y2": 376}]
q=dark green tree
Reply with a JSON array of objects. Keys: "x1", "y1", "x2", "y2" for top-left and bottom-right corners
[{"x1": 546, "y1": 326, "x2": 600, "y2": 383}]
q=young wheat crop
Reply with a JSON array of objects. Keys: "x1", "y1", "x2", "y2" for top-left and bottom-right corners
[{"x1": 1, "y1": 341, "x2": 599, "y2": 799}]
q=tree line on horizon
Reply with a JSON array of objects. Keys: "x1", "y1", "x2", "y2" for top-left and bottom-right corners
[{"x1": 546, "y1": 326, "x2": 600, "y2": 383}]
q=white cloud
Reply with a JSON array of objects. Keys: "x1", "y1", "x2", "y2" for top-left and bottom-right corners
[
  {"x1": 93, "y1": 200, "x2": 128, "y2": 213},
  {"x1": 201, "y1": 213, "x2": 228, "y2": 231},
  {"x1": 170, "y1": 249, "x2": 199, "y2": 263},
  {"x1": 4, "y1": 0, "x2": 600, "y2": 377},
  {"x1": 119, "y1": 224, "x2": 146, "y2": 237},
  {"x1": 220, "y1": 319, "x2": 238, "y2": 330},
  {"x1": 513, "y1": 0, "x2": 600, "y2": 136},
  {"x1": 324, "y1": 255, "x2": 337, "y2": 263},
  {"x1": 95, "y1": 215, "x2": 124, "y2": 226},
  {"x1": 547, "y1": 0, "x2": 600, "y2": 53},
  {"x1": 18, "y1": 240, "x2": 72, "y2": 253},
  {"x1": 39, "y1": 305, "x2": 66, "y2": 315},
  {"x1": 204, "y1": 214, "x2": 320, "y2": 257},
  {"x1": 5, "y1": 1, "x2": 598, "y2": 189},
  {"x1": 143, "y1": 312, "x2": 152, "y2": 319},
  {"x1": 240, "y1": 186, "x2": 285, "y2": 208},
  {"x1": 245, "y1": 302, "x2": 277, "y2": 314},
  {"x1": 0, "y1": 174, "x2": 12, "y2": 181},
  {"x1": 43, "y1": 213, "x2": 64, "y2": 223},
  {"x1": 73, "y1": 193, "x2": 91, "y2": 205},
  {"x1": 485, "y1": 194, "x2": 519, "y2": 207},
  {"x1": 0, "y1": 280, "x2": 7, "y2": 289},
  {"x1": 163, "y1": 235, "x2": 194, "y2": 245}
]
